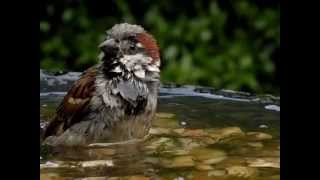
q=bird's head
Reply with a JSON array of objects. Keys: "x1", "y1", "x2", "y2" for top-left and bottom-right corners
[{"x1": 99, "y1": 23, "x2": 160, "y2": 81}]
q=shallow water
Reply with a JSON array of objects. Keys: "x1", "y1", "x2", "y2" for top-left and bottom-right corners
[{"x1": 40, "y1": 70, "x2": 280, "y2": 180}]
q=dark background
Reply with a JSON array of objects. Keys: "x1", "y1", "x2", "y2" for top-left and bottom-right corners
[{"x1": 40, "y1": 0, "x2": 279, "y2": 95}]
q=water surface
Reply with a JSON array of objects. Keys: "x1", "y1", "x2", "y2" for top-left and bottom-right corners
[{"x1": 40, "y1": 70, "x2": 280, "y2": 180}]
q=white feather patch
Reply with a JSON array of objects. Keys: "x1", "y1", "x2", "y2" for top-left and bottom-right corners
[
  {"x1": 155, "y1": 60, "x2": 161, "y2": 67},
  {"x1": 146, "y1": 65, "x2": 160, "y2": 72},
  {"x1": 136, "y1": 42, "x2": 143, "y2": 48},
  {"x1": 134, "y1": 64, "x2": 142, "y2": 70},
  {"x1": 110, "y1": 66, "x2": 122, "y2": 73},
  {"x1": 134, "y1": 70, "x2": 145, "y2": 79}
]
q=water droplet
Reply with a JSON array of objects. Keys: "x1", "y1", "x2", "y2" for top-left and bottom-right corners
[
  {"x1": 180, "y1": 121, "x2": 187, "y2": 126},
  {"x1": 259, "y1": 124, "x2": 268, "y2": 129}
]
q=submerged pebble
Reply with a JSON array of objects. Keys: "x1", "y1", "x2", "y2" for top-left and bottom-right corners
[
  {"x1": 208, "y1": 169, "x2": 226, "y2": 177},
  {"x1": 143, "y1": 157, "x2": 160, "y2": 165},
  {"x1": 195, "y1": 164, "x2": 214, "y2": 171},
  {"x1": 40, "y1": 173, "x2": 64, "y2": 180},
  {"x1": 173, "y1": 177, "x2": 184, "y2": 180},
  {"x1": 85, "y1": 176, "x2": 150, "y2": 180},
  {"x1": 144, "y1": 137, "x2": 176, "y2": 151},
  {"x1": 160, "y1": 156, "x2": 195, "y2": 168},
  {"x1": 246, "y1": 132, "x2": 273, "y2": 141},
  {"x1": 247, "y1": 142, "x2": 264, "y2": 148},
  {"x1": 178, "y1": 129, "x2": 208, "y2": 137},
  {"x1": 207, "y1": 127, "x2": 245, "y2": 140},
  {"x1": 105, "y1": 178, "x2": 120, "y2": 180},
  {"x1": 162, "y1": 149, "x2": 190, "y2": 156},
  {"x1": 80, "y1": 160, "x2": 114, "y2": 168},
  {"x1": 247, "y1": 157, "x2": 280, "y2": 168},
  {"x1": 260, "y1": 150, "x2": 280, "y2": 157},
  {"x1": 127, "y1": 175, "x2": 150, "y2": 180},
  {"x1": 264, "y1": 175, "x2": 280, "y2": 180},
  {"x1": 77, "y1": 177, "x2": 108, "y2": 180},
  {"x1": 172, "y1": 128, "x2": 185, "y2": 135},
  {"x1": 226, "y1": 166, "x2": 257, "y2": 178},
  {"x1": 177, "y1": 138, "x2": 203, "y2": 150},
  {"x1": 149, "y1": 128, "x2": 171, "y2": 136},
  {"x1": 191, "y1": 148, "x2": 227, "y2": 164}
]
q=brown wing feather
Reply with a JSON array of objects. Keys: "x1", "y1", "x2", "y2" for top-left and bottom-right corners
[{"x1": 44, "y1": 67, "x2": 97, "y2": 138}]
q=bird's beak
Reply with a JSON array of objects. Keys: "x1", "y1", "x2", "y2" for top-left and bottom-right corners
[
  {"x1": 99, "y1": 39, "x2": 119, "y2": 57},
  {"x1": 99, "y1": 39, "x2": 116, "y2": 48}
]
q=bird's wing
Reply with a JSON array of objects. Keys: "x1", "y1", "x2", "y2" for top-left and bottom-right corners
[{"x1": 44, "y1": 67, "x2": 97, "y2": 138}]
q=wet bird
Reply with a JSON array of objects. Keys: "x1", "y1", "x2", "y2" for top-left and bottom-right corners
[{"x1": 43, "y1": 23, "x2": 161, "y2": 146}]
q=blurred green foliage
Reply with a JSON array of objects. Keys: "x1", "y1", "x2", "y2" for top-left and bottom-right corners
[{"x1": 40, "y1": 0, "x2": 279, "y2": 94}]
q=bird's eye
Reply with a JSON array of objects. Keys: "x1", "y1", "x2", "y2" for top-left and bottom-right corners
[
  {"x1": 127, "y1": 35, "x2": 137, "y2": 42},
  {"x1": 129, "y1": 44, "x2": 136, "y2": 50}
]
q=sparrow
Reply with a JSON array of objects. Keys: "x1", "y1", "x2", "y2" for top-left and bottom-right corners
[{"x1": 43, "y1": 23, "x2": 161, "y2": 146}]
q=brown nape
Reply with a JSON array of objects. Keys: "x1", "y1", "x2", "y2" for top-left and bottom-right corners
[
  {"x1": 43, "y1": 67, "x2": 97, "y2": 138},
  {"x1": 136, "y1": 32, "x2": 160, "y2": 62}
]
